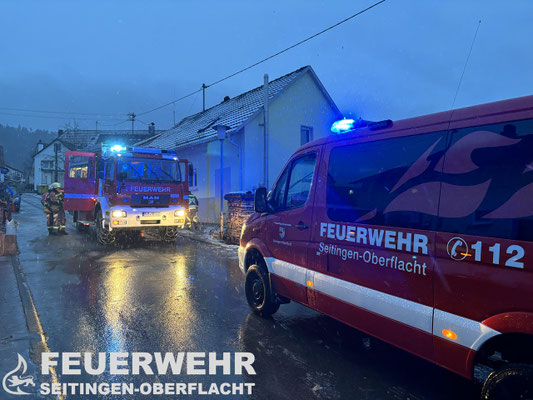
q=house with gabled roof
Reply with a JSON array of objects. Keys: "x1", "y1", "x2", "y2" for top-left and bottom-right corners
[{"x1": 139, "y1": 65, "x2": 342, "y2": 223}]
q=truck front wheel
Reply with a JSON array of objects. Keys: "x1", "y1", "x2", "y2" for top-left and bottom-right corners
[
  {"x1": 95, "y1": 209, "x2": 116, "y2": 246},
  {"x1": 160, "y1": 227, "x2": 179, "y2": 243}
]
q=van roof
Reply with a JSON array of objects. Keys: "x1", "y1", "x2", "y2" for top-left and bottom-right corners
[{"x1": 301, "y1": 94, "x2": 533, "y2": 150}]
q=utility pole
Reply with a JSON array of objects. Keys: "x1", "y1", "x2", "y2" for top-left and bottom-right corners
[
  {"x1": 128, "y1": 112, "x2": 136, "y2": 134},
  {"x1": 202, "y1": 83, "x2": 207, "y2": 111},
  {"x1": 214, "y1": 125, "x2": 230, "y2": 240},
  {"x1": 53, "y1": 142, "x2": 60, "y2": 182}
]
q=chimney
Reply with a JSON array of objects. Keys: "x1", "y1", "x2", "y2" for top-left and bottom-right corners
[
  {"x1": 148, "y1": 122, "x2": 155, "y2": 135},
  {"x1": 37, "y1": 140, "x2": 45, "y2": 152},
  {"x1": 224, "y1": 96, "x2": 230, "y2": 102}
]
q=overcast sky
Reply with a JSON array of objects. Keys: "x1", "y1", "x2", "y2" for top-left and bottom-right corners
[{"x1": 1, "y1": 0, "x2": 532, "y2": 132}]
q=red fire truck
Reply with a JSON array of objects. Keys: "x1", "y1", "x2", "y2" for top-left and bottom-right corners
[
  {"x1": 64, "y1": 145, "x2": 189, "y2": 245},
  {"x1": 240, "y1": 95, "x2": 533, "y2": 398}
]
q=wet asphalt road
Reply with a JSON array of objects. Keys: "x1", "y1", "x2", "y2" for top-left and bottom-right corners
[{"x1": 15, "y1": 195, "x2": 478, "y2": 400}]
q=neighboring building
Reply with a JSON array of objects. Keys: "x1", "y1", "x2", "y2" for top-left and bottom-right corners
[
  {"x1": 4, "y1": 165, "x2": 24, "y2": 184},
  {"x1": 31, "y1": 129, "x2": 157, "y2": 191},
  {"x1": 139, "y1": 65, "x2": 342, "y2": 223},
  {"x1": 32, "y1": 138, "x2": 73, "y2": 190}
]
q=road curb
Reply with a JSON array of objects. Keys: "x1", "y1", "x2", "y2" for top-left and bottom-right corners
[
  {"x1": 9, "y1": 255, "x2": 64, "y2": 400},
  {"x1": 177, "y1": 231, "x2": 235, "y2": 249}
]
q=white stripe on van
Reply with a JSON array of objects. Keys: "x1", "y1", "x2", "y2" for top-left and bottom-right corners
[{"x1": 263, "y1": 257, "x2": 499, "y2": 350}]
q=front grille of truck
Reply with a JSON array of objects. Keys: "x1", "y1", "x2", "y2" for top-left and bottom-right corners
[{"x1": 131, "y1": 194, "x2": 170, "y2": 206}]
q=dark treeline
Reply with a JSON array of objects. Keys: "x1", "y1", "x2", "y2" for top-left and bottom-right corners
[{"x1": 0, "y1": 124, "x2": 56, "y2": 173}]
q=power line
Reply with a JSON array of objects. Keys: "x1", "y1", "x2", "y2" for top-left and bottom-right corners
[
  {"x1": 98, "y1": 119, "x2": 131, "y2": 127},
  {"x1": 0, "y1": 106, "x2": 124, "y2": 118},
  {"x1": 137, "y1": 89, "x2": 202, "y2": 117},
  {"x1": 207, "y1": 0, "x2": 386, "y2": 88},
  {"x1": 0, "y1": 111, "x2": 122, "y2": 122},
  {"x1": 137, "y1": 0, "x2": 387, "y2": 117}
]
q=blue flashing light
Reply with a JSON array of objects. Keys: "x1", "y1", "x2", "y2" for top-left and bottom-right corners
[
  {"x1": 331, "y1": 119, "x2": 355, "y2": 134},
  {"x1": 111, "y1": 144, "x2": 126, "y2": 152}
]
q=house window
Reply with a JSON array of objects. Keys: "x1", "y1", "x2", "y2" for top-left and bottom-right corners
[
  {"x1": 300, "y1": 126, "x2": 313, "y2": 145},
  {"x1": 189, "y1": 168, "x2": 198, "y2": 190},
  {"x1": 41, "y1": 160, "x2": 53, "y2": 170}
]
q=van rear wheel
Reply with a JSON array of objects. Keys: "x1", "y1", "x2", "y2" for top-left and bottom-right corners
[
  {"x1": 245, "y1": 265, "x2": 279, "y2": 317},
  {"x1": 481, "y1": 363, "x2": 533, "y2": 400}
]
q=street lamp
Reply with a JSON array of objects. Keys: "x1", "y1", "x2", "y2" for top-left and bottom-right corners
[{"x1": 213, "y1": 125, "x2": 231, "y2": 240}]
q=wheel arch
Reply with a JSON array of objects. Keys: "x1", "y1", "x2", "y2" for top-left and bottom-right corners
[
  {"x1": 473, "y1": 331, "x2": 533, "y2": 369},
  {"x1": 244, "y1": 247, "x2": 268, "y2": 274}
]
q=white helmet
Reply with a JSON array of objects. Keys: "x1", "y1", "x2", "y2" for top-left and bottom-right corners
[{"x1": 49, "y1": 182, "x2": 61, "y2": 190}]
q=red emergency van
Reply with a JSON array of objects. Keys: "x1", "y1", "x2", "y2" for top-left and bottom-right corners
[{"x1": 239, "y1": 95, "x2": 533, "y2": 398}]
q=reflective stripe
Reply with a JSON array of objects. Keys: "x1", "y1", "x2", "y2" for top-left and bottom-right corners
[
  {"x1": 314, "y1": 270, "x2": 433, "y2": 333},
  {"x1": 263, "y1": 257, "x2": 499, "y2": 349},
  {"x1": 64, "y1": 194, "x2": 95, "y2": 199},
  {"x1": 170, "y1": 194, "x2": 180, "y2": 198}
]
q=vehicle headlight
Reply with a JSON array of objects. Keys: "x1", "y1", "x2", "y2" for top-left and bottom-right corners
[
  {"x1": 174, "y1": 210, "x2": 186, "y2": 217},
  {"x1": 111, "y1": 210, "x2": 127, "y2": 218}
]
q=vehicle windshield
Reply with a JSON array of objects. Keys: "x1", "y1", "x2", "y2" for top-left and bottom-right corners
[{"x1": 116, "y1": 157, "x2": 181, "y2": 183}]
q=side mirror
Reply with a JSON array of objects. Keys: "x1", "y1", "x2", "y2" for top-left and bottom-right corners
[{"x1": 254, "y1": 187, "x2": 268, "y2": 213}]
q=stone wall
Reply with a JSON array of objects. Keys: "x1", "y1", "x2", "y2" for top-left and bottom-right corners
[{"x1": 224, "y1": 192, "x2": 254, "y2": 244}]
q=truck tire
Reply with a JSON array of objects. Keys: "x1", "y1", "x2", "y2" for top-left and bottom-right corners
[
  {"x1": 245, "y1": 265, "x2": 280, "y2": 317},
  {"x1": 160, "y1": 227, "x2": 179, "y2": 243},
  {"x1": 481, "y1": 363, "x2": 533, "y2": 400},
  {"x1": 95, "y1": 209, "x2": 116, "y2": 246}
]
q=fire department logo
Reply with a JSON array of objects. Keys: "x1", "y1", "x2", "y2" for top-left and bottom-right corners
[
  {"x1": 279, "y1": 227, "x2": 286, "y2": 239},
  {"x1": 2, "y1": 354, "x2": 36, "y2": 395},
  {"x1": 446, "y1": 237, "x2": 469, "y2": 261}
]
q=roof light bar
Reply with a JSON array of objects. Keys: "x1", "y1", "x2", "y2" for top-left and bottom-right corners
[
  {"x1": 331, "y1": 119, "x2": 356, "y2": 134},
  {"x1": 331, "y1": 118, "x2": 393, "y2": 134}
]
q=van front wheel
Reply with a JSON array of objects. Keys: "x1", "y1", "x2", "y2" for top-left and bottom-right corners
[
  {"x1": 481, "y1": 363, "x2": 533, "y2": 400},
  {"x1": 245, "y1": 265, "x2": 280, "y2": 317}
]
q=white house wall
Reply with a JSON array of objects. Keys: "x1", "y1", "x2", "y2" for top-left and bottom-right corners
[
  {"x1": 177, "y1": 132, "x2": 242, "y2": 223},
  {"x1": 244, "y1": 70, "x2": 339, "y2": 190},
  {"x1": 33, "y1": 143, "x2": 66, "y2": 190}
]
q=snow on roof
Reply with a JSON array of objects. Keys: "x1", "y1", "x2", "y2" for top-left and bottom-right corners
[{"x1": 140, "y1": 65, "x2": 338, "y2": 149}]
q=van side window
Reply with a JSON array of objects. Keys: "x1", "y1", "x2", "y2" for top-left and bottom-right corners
[
  {"x1": 326, "y1": 132, "x2": 446, "y2": 230},
  {"x1": 269, "y1": 152, "x2": 317, "y2": 211},
  {"x1": 438, "y1": 119, "x2": 533, "y2": 241},
  {"x1": 286, "y1": 153, "x2": 317, "y2": 208},
  {"x1": 269, "y1": 167, "x2": 289, "y2": 211}
]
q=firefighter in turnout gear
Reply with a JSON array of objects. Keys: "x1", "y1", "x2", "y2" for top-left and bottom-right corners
[
  {"x1": 41, "y1": 182, "x2": 68, "y2": 235},
  {"x1": 186, "y1": 193, "x2": 199, "y2": 230}
]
